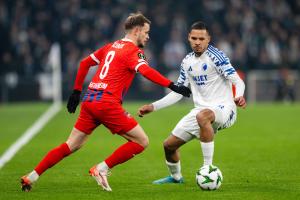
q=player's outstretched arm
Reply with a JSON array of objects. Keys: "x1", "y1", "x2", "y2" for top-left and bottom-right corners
[
  {"x1": 138, "y1": 65, "x2": 191, "y2": 97},
  {"x1": 168, "y1": 82, "x2": 191, "y2": 97},
  {"x1": 137, "y1": 90, "x2": 184, "y2": 117}
]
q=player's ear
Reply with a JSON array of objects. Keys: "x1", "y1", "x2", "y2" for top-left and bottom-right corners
[
  {"x1": 132, "y1": 26, "x2": 139, "y2": 36},
  {"x1": 206, "y1": 31, "x2": 211, "y2": 42},
  {"x1": 188, "y1": 33, "x2": 191, "y2": 41}
]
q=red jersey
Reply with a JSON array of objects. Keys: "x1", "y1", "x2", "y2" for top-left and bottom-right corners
[{"x1": 73, "y1": 39, "x2": 171, "y2": 103}]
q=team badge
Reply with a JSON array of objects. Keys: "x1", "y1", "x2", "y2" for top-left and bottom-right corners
[
  {"x1": 202, "y1": 63, "x2": 208, "y2": 71},
  {"x1": 138, "y1": 53, "x2": 146, "y2": 60}
]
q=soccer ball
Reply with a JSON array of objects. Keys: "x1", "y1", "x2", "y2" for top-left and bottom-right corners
[{"x1": 196, "y1": 165, "x2": 223, "y2": 190}]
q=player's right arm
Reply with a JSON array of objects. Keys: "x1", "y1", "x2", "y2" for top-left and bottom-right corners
[
  {"x1": 209, "y1": 47, "x2": 246, "y2": 109},
  {"x1": 73, "y1": 44, "x2": 111, "y2": 91},
  {"x1": 67, "y1": 45, "x2": 110, "y2": 113}
]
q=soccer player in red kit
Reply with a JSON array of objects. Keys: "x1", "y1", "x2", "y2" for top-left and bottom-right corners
[{"x1": 20, "y1": 12, "x2": 191, "y2": 192}]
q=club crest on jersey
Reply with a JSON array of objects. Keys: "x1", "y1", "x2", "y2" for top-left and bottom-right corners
[
  {"x1": 138, "y1": 53, "x2": 146, "y2": 60},
  {"x1": 202, "y1": 63, "x2": 208, "y2": 71}
]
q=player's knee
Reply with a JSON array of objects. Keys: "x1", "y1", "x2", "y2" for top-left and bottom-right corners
[
  {"x1": 66, "y1": 141, "x2": 81, "y2": 152},
  {"x1": 136, "y1": 136, "x2": 149, "y2": 149},
  {"x1": 66, "y1": 128, "x2": 88, "y2": 152},
  {"x1": 196, "y1": 109, "x2": 214, "y2": 127},
  {"x1": 163, "y1": 139, "x2": 177, "y2": 151}
]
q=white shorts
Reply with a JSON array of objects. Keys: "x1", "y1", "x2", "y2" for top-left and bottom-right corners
[{"x1": 172, "y1": 105, "x2": 237, "y2": 142}]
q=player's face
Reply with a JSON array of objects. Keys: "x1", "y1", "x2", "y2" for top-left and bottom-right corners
[
  {"x1": 188, "y1": 29, "x2": 210, "y2": 56},
  {"x1": 137, "y1": 23, "x2": 150, "y2": 48}
]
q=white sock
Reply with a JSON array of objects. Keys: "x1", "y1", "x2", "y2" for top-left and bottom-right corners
[
  {"x1": 27, "y1": 170, "x2": 39, "y2": 183},
  {"x1": 166, "y1": 160, "x2": 182, "y2": 180},
  {"x1": 96, "y1": 161, "x2": 110, "y2": 172},
  {"x1": 201, "y1": 141, "x2": 214, "y2": 166}
]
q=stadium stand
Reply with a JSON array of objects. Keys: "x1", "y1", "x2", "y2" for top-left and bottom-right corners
[{"x1": 0, "y1": 0, "x2": 299, "y2": 101}]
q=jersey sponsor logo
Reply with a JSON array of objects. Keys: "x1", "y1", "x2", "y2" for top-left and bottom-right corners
[
  {"x1": 89, "y1": 81, "x2": 108, "y2": 89},
  {"x1": 193, "y1": 75, "x2": 207, "y2": 86},
  {"x1": 138, "y1": 52, "x2": 146, "y2": 60},
  {"x1": 188, "y1": 66, "x2": 193, "y2": 71}
]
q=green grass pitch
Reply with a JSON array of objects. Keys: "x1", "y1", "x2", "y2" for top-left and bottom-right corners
[{"x1": 0, "y1": 102, "x2": 300, "y2": 200}]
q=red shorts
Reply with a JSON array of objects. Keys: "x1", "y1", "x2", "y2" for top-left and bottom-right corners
[{"x1": 74, "y1": 101, "x2": 138, "y2": 135}]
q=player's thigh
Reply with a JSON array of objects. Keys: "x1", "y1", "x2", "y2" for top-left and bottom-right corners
[
  {"x1": 99, "y1": 103, "x2": 138, "y2": 135},
  {"x1": 196, "y1": 109, "x2": 215, "y2": 125},
  {"x1": 74, "y1": 102, "x2": 100, "y2": 135},
  {"x1": 121, "y1": 124, "x2": 149, "y2": 147},
  {"x1": 209, "y1": 105, "x2": 237, "y2": 131},
  {"x1": 172, "y1": 108, "x2": 200, "y2": 142}
]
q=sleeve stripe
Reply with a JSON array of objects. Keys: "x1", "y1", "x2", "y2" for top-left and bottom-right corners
[
  {"x1": 208, "y1": 45, "x2": 226, "y2": 62},
  {"x1": 134, "y1": 62, "x2": 147, "y2": 72},
  {"x1": 90, "y1": 53, "x2": 100, "y2": 64}
]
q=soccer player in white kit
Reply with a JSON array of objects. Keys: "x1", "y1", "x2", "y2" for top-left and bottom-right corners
[{"x1": 138, "y1": 21, "x2": 246, "y2": 184}]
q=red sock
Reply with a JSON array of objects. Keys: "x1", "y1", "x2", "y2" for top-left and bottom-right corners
[
  {"x1": 105, "y1": 141, "x2": 144, "y2": 168},
  {"x1": 34, "y1": 143, "x2": 72, "y2": 175}
]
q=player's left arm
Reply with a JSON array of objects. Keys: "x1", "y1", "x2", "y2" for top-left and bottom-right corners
[
  {"x1": 217, "y1": 57, "x2": 246, "y2": 108},
  {"x1": 228, "y1": 73, "x2": 246, "y2": 108},
  {"x1": 67, "y1": 45, "x2": 109, "y2": 113},
  {"x1": 128, "y1": 50, "x2": 191, "y2": 97},
  {"x1": 73, "y1": 45, "x2": 110, "y2": 91}
]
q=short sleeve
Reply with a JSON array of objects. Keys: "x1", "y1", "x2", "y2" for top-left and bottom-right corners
[{"x1": 90, "y1": 43, "x2": 112, "y2": 64}]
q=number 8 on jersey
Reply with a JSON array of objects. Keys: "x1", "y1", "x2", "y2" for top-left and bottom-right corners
[{"x1": 100, "y1": 51, "x2": 115, "y2": 79}]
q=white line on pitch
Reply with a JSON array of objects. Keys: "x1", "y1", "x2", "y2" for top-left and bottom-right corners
[{"x1": 0, "y1": 103, "x2": 61, "y2": 169}]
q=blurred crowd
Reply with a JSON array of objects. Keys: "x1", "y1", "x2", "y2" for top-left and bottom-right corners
[{"x1": 0, "y1": 0, "x2": 299, "y2": 80}]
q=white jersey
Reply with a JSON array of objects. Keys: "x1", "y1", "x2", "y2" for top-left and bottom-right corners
[{"x1": 153, "y1": 44, "x2": 245, "y2": 110}]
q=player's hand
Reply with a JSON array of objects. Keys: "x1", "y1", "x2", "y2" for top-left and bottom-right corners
[
  {"x1": 234, "y1": 96, "x2": 247, "y2": 109},
  {"x1": 137, "y1": 104, "x2": 154, "y2": 117},
  {"x1": 168, "y1": 82, "x2": 191, "y2": 97},
  {"x1": 67, "y1": 90, "x2": 81, "y2": 113}
]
